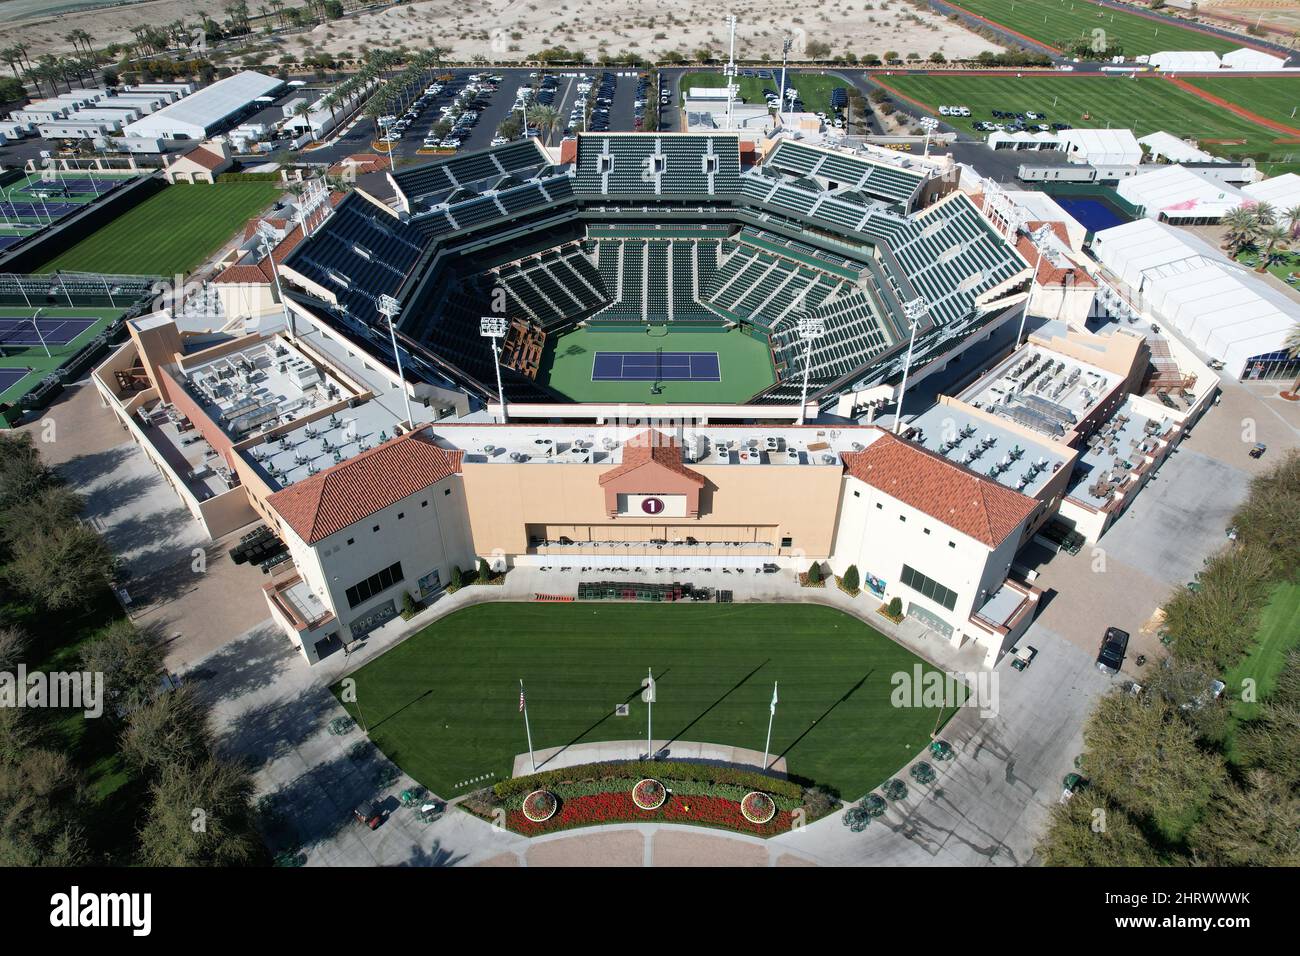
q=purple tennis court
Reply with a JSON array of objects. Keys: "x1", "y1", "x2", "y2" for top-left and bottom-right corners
[
  {"x1": 592, "y1": 350, "x2": 721, "y2": 382},
  {"x1": 0, "y1": 200, "x2": 83, "y2": 220},
  {"x1": 0, "y1": 317, "x2": 97, "y2": 346},
  {"x1": 0, "y1": 367, "x2": 33, "y2": 393}
]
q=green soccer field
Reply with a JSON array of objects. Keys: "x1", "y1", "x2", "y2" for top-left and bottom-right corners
[
  {"x1": 538, "y1": 325, "x2": 778, "y2": 404},
  {"x1": 1180, "y1": 75, "x2": 1300, "y2": 130},
  {"x1": 334, "y1": 603, "x2": 959, "y2": 799},
  {"x1": 0, "y1": 306, "x2": 123, "y2": 406},
  {"x1": 950, "y1": 0, "x2": 1241, "y2": 56},
  {"x1": 881, "y1": 73, "x2": 1299, "y2": 173},
  {"x1": 34, "y1": 181, "x2": 283, "y2": 278}
]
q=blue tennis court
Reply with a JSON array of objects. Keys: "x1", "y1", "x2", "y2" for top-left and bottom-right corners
[
  {"x1": 592, "y1": 350, "x2": 721, "y2": 382},
  {"x1": 0, "y1": 200, "x2": 82, "y2": 220},
  {"x1": 0, "y1": 367, "x2": 32, "y2": 393},
  {"x1": 0, "y1": 316, "x2": 97, "y2": 346}
]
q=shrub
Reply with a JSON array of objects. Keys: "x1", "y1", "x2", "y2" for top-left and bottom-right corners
[
  {"x1": 842, "y1": 565, "x2": 860, "y2": 593},
  {"x1": 494, "y1": 760, "x2": 803, "y2": 802},
  {"x1": 477, "y1": 557, "x2": 491, "y2": 582},
  {"x1": 887, "y1": 596, "x2": 903, "y2": 618},
  {"x1": 806, "y1": 561, "x2": 822, "y2": 584}
]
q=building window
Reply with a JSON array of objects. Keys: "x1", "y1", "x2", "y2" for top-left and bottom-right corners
[
  {"x1": 781, "y1": 536, "x2": 793, "y2": 548},
  {"x1": 421, "y1": 500, "x2": 428, "y2": 508},
  {"x1": 853, "y1": 490, "x2": 860, "y2": 498},
  {"x1": 373, "y1": 525, "x2": 380, "y2": 532},
  {"x1": 875, "y1": 503, "x2": 883, "y2": 510},
  {"x1": 900, "y1": 564, "x2": 958, "y2": 612},
  {"x1": 899, "y1": 515, "x2": 906, "y2": 522},
  {"x1": 444, "y1": 488, "x2": 451, "y2": 496},
  {"x1": 948, "y1": 541, "x2": 956, "y2": 548},
  {"x1": 346, "y1": 538, "x2": 354, "y2": 546},
  {"x1": 923, "y1": 528, "x2": 931, "y2": 535},
  {"x1": 345, "y1": 561, "x2": 404, "y2": 610}
]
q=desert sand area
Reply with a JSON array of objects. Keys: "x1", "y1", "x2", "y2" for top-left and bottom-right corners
[{"x1": 0, "y1": 0, "x2": 1002, "y2": 63}]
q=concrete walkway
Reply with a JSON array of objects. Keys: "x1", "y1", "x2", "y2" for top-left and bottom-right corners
[{"x1": 514, "y1": 740, "x2": 788, "y2": 777}]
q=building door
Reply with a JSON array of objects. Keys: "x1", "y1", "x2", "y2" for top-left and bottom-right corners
[{"x1": 906, "y1": 602, "x2": 954, "y2": 639}]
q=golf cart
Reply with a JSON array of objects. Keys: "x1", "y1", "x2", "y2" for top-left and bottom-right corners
[
  {"x1": 1010, "y1": 645, "x2": 1038, "y2": 671},
  {"x1": 353, "y1": 802, "x2": 384, "y2": 830},
  {"x1": 1060, "y1": 772, "x2": 1088, "y2": 803},
  {"x1": 1249, "y1": 443, "x2": 1267, "y2": 459}
]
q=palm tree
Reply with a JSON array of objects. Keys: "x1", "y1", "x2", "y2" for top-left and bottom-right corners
[
  {"x1": 1283, "y1": 322, "x2": 1300, "y2": 400},
  {"x1": 1254, "y1": 224, "x2": 1290, "y2": 273},
  {"x1": 530, "y1": 104, "x2": 560, "y2": 144},
  {"x1": 1221, "y1": 206, "x2": 1259, "y2": 255},
  {"x1": 1251, "y1": 201, "x2": 1277, "y2": 228},
  {"x1": 1285, "y1": 204, "x2": 1300, "y2": 240},
  {"x1": 293, "y1": 101, "x2": 314, "y2": 143}
]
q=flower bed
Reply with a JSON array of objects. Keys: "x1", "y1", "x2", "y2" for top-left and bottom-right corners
[
  {"x1": 505, "y1": 791, "x2": 797, "y2": 838},
  {"x1": 521, "y1": 789, "x2": 558, "y2": 822},
  {"x1": 632, "y1": 778, "x2": 666, "y2": 810},
  {"x1": 740, "y1": 791, "x2": 776, "y2": 824}
]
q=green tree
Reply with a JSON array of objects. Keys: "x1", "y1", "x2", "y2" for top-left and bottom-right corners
[
  {"x1": 1039, "y1": 793, "x2": 1164, "y2": 866},
  {"x1": 842, "y1": 565, "x2": 860, "y2": 592},
  {"x1": 5, "y1": 522, "x2": 115, "y2": 612},
  {"x1": 79, "y1": 619, "x2": 163, "y2": 718},
  {"x1": 136, "y1": 758, "x2": 259, "y2": 866},
  {"x1": 477, "y1": 557, "x2": 491, "y2": 582},
  {"x1": 806, "y1": 561, "x2": 821, "y2": 584},
  {"x1": 120, "y1": 685, "x2": 214, "y2": 774},
  {"x1": 1188, "y1": 769, "x2": 1300, "y2": 866}
]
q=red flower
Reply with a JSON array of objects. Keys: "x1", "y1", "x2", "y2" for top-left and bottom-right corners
[{"x1": 505, "y1": 792, "x2": 794, "y2": 837}]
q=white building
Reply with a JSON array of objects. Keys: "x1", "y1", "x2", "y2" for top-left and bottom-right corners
[
  {"x1": 1137, "y1": 131, "x2": 1216, "y2": 165},
  {"x1": 1091, "y1": 218, "x2": 1298, "y2": 378},
  {"x1": 1148, "y1": 50, "x2": 1222, "y2": 71},
  {"x1": 1057, "y1": 128, "x2": 1142, "y2": 170},
  {"x1": 1242, "y1": 173, "x2": 1300, "y2": 222},
  {"x1": 1221, "y1": 47, "x2": 1292, "y2": 72},
  {"x1": 1117, "y1": 164, "x2": 1245, "y2": 223},
  {"x1": 124, "y1": 71, "x2": 282, "y2": 141}
]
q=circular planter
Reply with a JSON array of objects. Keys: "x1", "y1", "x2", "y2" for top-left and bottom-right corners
[
  {"x1": 521, "y1": 789, "x2": 558, "y2": 823},
  {"x1": 910, "y1": 762, "x2": 937, "y2": 785},
  {"x1": 631, "y1": 778, "x2": 667, "y2": 811},
  {"x1": 740, "y1": 791, "x2": 777, "y2": 825}
]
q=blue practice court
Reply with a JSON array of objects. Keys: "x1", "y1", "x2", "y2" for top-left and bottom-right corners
[
  {"x1": 0, "y1": 316, "x2": 97, "y2": 346},
  {"x1": 0, "y1": 367, "x2": 32, "y2": 393},
  {"x1": 592, "y1": 350, "x2": 721, "y2": 382}
]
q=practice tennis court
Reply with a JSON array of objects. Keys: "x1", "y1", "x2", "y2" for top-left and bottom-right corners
[
  {"x1": 0, "y1": 316, "x2": 97, "y2": 346},
  {"x1": 0, "y1": 367, "x2": 32, "y2": 393},
  {"x1": 592, "y1": 350, "x2": 721, "y2": 382}
]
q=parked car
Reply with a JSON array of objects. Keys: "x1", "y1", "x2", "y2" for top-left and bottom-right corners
[{"x1": 1095, "y1": 626, "x2": 1130, "y2": 675}]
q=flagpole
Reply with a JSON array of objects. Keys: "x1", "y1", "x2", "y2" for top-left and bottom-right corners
[
  {"x1": 520, "y1": 678, "x2": 536, "y2": 772},
  {"x1": 762, "y1": 681, "x2": 778, "y2": 771},
  {"x1": 647, "y1": 666, "x2": 653, "y2": 760}
]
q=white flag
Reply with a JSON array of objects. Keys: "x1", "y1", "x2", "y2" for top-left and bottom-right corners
[{"x1": 770, "y1": 682, "x2": 779, "y2": 716}]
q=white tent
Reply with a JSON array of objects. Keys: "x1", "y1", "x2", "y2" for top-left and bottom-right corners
[
  {"x1": 1148, "y1": 51, "x2": 1222, "y2": 72},
  {"x1": 1117, "y1": 165, "x2": 1244, "y2": 222},
  {"x1": 1221, "y1": 47, "x2": 1291, "y2": 72},
  {"x1": 1137, "y1": 131, "x2": 1215, "y2": 165},
  {"x1": 1057, "y1": 128, "x2": 1141, "y2": 168},
  {"x1": 1242, "y1": 173, "x2": 1300, "y2": 222},
  {"x1": 1091, "y1": 219, "x2": 1297, "y2": 377},
  {"x1": 124, "y1": 71, "x2": 282, "y2": 140}
]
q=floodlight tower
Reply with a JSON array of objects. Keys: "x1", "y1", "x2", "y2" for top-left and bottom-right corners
[
  {"x1": 796, "y1": 313, "x2": 826, "y2": 426},
  {"x1": 1016, "y1": 224, "x2": 1055, "y2": 346},
  {"x1": 892, "y1": 297, "x2": 927, "y2": 436},
  {"x1": 377, "y1": 294, "x2": 415, "y2": 431},
  {"x1": 480, "y1": 315, "x2": 509, "y2": 423},
  {"x1": 779, "y1": 35, "x2": 793, "y2": 118},
  {"x1": 723, "y1": 15, "x2": 738, "y2": 131},
  {"x1": 919, "y1": 116, "x2": 938, "y2": 157},
  {"x1": 257, "y1": 221, "x2": 293, "y2": 339}
]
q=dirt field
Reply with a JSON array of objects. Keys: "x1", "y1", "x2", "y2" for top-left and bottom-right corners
[{"x1": 2, "y1": 0, "x2": 1001, "y2": 63}]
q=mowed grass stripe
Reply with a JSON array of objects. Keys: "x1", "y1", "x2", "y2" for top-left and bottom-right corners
[
  {"x1": 951, "y1": 0, "x2": 1241, "y2": 56},
  {"x1": 335, "y1": 603, "x2": 955, "y2": 799},
  {"x1": 1181, "y1": 76, "x2": 1300, "y2": 132},
  {"x1": 883, "y1": 74, "x2": 1290, "y2": 166},
  {"x1": 36, "y1": 182, "x2": 283, "y2": 277}
]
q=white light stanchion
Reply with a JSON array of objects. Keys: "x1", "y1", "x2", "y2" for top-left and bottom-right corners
[
  {"x1": 480, "y1": 315, "x2": 509, "y2": 423},
  {"x1": 258, "y1": 221, "x2": 293, "y2": 339},
  {"x1": 378, "y1": 294, "x2": 415, "y2": 431},
  {"x1": 920, "y1": 116, "x2": 938, "y2": 158},
  {"x1": 1016, "y1": 223, "x2": 1055, "y2": 347},
  {"x1": 893, "y1": 297, "x2": 927, "y2": 435},
  {"x1": 796, "y1": 314, "x2": 826, "y2": 426}
]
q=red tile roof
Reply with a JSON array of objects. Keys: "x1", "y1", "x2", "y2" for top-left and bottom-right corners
[
  {"x1": 842, "y1": 433, "x2": 1037, "y2": 548},
  {"x1": 268, "y1": 428, "x2": 463, "y2": 544},
  {"x1": 1016, "y1": 221, "x2": 1097, "y2": 288},
  {"x1": 213, "y1": 223, "x2": 306, "y2": 284},
  {"x1": 598, "y1": 429, "x2": 705, "y2": 486},
  {"x1": 178, "y1": 144, "x2": 228, "y2": 171}
]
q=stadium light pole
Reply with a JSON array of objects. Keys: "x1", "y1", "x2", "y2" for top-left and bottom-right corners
[
  {"x1": 919, "y1": 116, "x2": 938, "y2": 158},
  {"x1": 377, "y1": 294, "x2": 415, "y2": 432},
  {"x1": 1016, "y1": 224, "x2": 1054, "y2": 347},
  {"x1": 779, "y1": 35, "x2": 793, "y2": 118},
  {"x1": 480, "y1": 315, "x2": 509, "y2": 423},
  {"x1": 257, "y1": 222, "x2": 294, "y2": 340},
  {"x1": 723, "y1": 14, "x2": 738, "y2": 131},
  {"x1": 892, "y1": 297, "x2": 927, "y2": 436},
  {"x1": 796, "y1": 314, "x2": 825, "y2": 426},
  {"x1": 30, "y1": 307, "x2": 51, "y2": 358}
]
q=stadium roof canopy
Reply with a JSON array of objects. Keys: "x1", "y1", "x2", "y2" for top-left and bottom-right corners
[
  {"x1": 1241, "y1": 173, "x2": 1300, "y2": 221},
  {"x1": 1221, "y1": 47, "x2": 1292, "y2": 71},
  {"x1": 1117, "y1": 164, "x2": 1245, "y2": 222},
  {"x1": 1091, "y1": 218, "x2": 1297, "y2": 376},
  {"x1": 124, "y1": 71, "x2": 282, "y2": 140}
]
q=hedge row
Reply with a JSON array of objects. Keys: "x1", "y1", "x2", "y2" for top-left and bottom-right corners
[
  {"x1": 502, "y1": 776, "x2": 803, "y2": 811},
  {"x1": 216, "y1": 172, "x2": 281, "y2": 183},
  {"x1": 493, "y1": 760, "x2": 803, "y2": 801}
]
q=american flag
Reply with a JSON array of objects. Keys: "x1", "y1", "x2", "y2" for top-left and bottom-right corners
[{"x1": 519, "y1": 686, "x2": 526, "y2": 712}]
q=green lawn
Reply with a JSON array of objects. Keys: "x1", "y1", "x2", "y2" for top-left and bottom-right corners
[
  {"x1": 539, "y1": 325, "x2": 777, "y2": 404},
  {"x1": 881, "y1": 73, "x2": 1299, "y2": 173},
  {"x1": 1224, "y1": 581, "x2": 1300, "y2": 727},
  {"x1": 951, "y1": 0, "x2": 1242, "y2": 56},
  {"x1": 1181, "y1": 75, "x2": 1300, "y2": 130},
  {"x1": 35, "y1": 182, "x2": 283, "y2": 277},
  {"x1": 334, "y1": 603, "x2": 958, "y2": 799}
]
